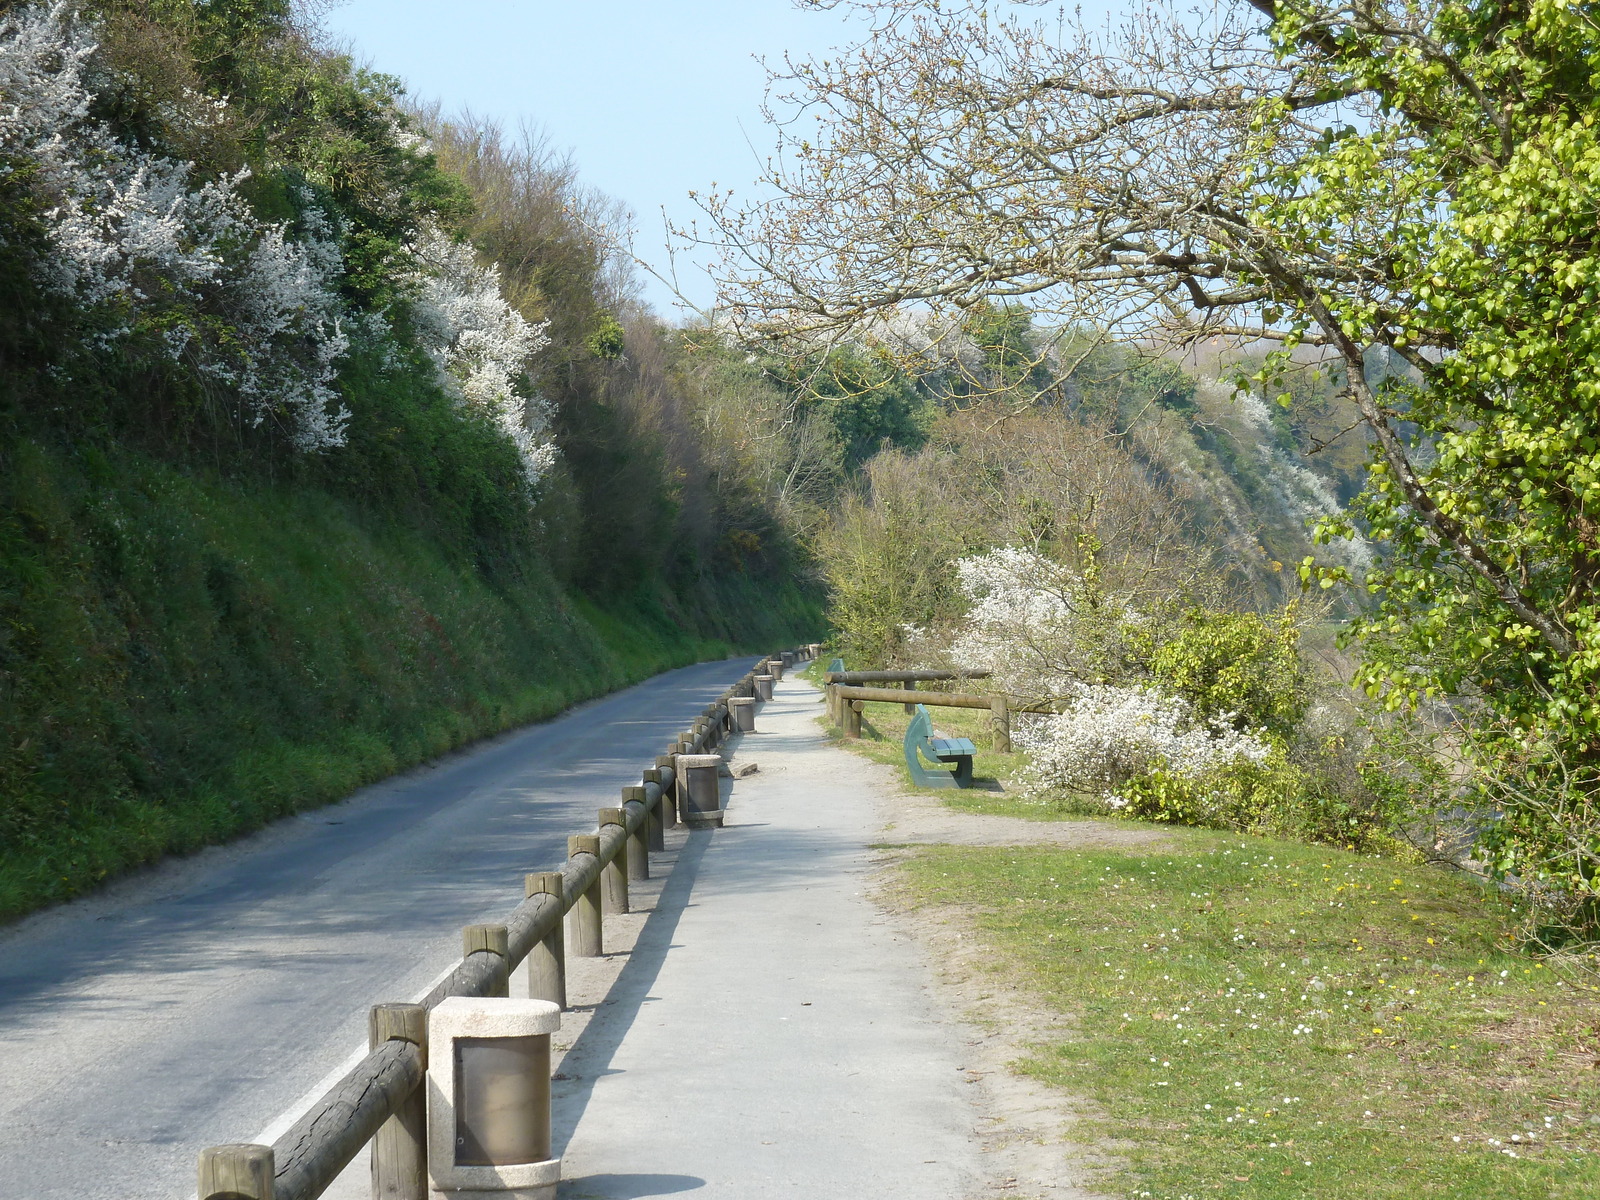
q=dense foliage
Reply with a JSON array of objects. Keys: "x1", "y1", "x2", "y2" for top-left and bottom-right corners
[
  {"x1": 0, "y1": 0, "x2": 823, "y2": 918},
  {"x1": 705, "y1": 0, "x2": 1600, "y2": 915}
]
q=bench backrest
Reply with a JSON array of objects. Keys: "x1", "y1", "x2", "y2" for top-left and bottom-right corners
[{"x1": 903, "y1": 704, "x2": 958, "y2": 789}]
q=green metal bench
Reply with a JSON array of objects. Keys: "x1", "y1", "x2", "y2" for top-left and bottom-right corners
[{"x1": 903, "y1": 704, "x2": 976, "y2": 789}]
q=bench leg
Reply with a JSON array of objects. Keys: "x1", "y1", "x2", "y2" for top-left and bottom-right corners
[{"x1": 952, "y1": 755, "x2": 974, "y2": 788}]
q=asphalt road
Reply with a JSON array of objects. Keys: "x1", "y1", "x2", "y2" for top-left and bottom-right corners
[{"x1": 0, "y1": 657, "x2": 754, "y2": 1200}]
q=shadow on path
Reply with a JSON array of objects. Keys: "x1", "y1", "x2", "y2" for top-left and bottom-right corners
[
  {"x1": 560, "y1": 1174, "x2": 705, "y2": 1199},
  {"x1": 549, "y1": 828, "x2": 715, "y2": 1156}
]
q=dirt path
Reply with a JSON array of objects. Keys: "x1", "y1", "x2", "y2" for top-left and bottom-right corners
[{"x1": 844, "y1": 730, "x2": 1178, "y2": 1199}]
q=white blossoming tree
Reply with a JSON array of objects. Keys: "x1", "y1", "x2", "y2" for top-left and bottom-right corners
[
  {"x1": 0, "y1": 2, "x2": 351, "y2": 450},
  {"x1": 932, "y1": 546, "x2": 1273, "y2": 803},
  {"x1": 408, "y1": 225, "x2": 555, "y2": 486},
  {"x1": 0, "y1": 3, "x2": 557, "y2": 477}
]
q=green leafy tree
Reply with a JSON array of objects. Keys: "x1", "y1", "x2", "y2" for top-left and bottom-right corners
[
  {"x1": 1150, "y1": 607, "x2": 1310, "y2": 742},
  {"x1": 706, "y1": 0, "x2": 1600, "y2": 898},
  {"x1": 797, "y1": 348, "x2": 930, "y2": 469}
]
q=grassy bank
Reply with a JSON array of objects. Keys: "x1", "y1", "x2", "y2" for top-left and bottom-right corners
[
  {"x1": 810, "y1": 668, "x2": 1600, "y2": 1194},
  {"x1": 0, "y1": 439, "x2": 819, "y2": 922},
  {"x1": 895, "y1": 832, "x2": 1600, "y2": 1198}
]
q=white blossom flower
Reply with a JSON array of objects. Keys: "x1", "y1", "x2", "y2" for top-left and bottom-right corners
[
  {"x1": 0, "y1": 2, "x2": 350, "y2": 450},
  {"x1": 934, "y1": 546, "x2": 1083, "y2": 695},
  {"x1": 407, "y1": 224, "x2": 554, "y2": 484}
]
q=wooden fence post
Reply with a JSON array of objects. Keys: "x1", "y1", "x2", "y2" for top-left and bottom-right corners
[
  {"x1": 569, "y1": 835, "x2": 603, "y2": 956},
  {"x1": 199, "y1": 1144, "x2": 274, "y2": 1200},
  {"x1": 599, "y1": 808, "x2": 629, "y2": 914},
  {"x1": 462, "y1": 924, "x2": 510, "y2": 998},
  {"x1": 622, "y1": 787, "x2": 649, "y2": 881},
  {"x1": 845, "y1": 698, "x2": 863, "y2": 739},
  {"x1": 524, "y1": 872, "x2": 566, "y2": 1009},
  {"x1": 990, "y1": 697, "x2": 1012, "y2": 753},
  {"x1": 642, "y1": 772, "x2": 665, "y2": 850},
  {"x1": 654, "y1": 757, "x2": 678, "y2": 829},
  {"x1": 369, "y1": 1004, "x2": 427, "y2": 1200}
]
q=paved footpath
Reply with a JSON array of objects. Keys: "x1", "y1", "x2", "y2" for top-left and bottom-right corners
[
  {"x1": 0, "y1": 659, "x2": 754, "y2": 1200},
  {"x1": 0, "y1": 659, "x2": 990, "y2": 1199},
  {"x1": 550, "y1": 672, "x2": 983, "y2": 1199}
]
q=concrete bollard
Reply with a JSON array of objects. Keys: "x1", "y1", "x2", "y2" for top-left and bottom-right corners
[
  {"x1": 568, "y1": 835, "x2": 603, "y2": 957},
  {"x1": 598, "y1": 808, "x2": 629, "y2": 915},
  {"x1": 370, "y1": 1003, "x2": 428, "y2": 1200},
  {"x1": 199, "y1": 1144, "x2": 274, "y2": 1200},
  {"x1": 754, "y1": 673, "x2": 774, "y2": 701},
  {"x1": 768, "y1": 657, "x2": 784, "y2": 680},
  {"x1": 525, "y1": 872, "x2": 566, "y2": 1009},
  {"x1": 730, "y1": 696, "x2": 756, "y2": 733},
  {"x1": 781, "y1": 650, "x2": 795, "y2": 670},
  {"x1": 426, "y1": 998, "x2": 561, "y2": 1200},
  {"x1": 675, "y1": 754, "x2": 724, "y2": 827}
]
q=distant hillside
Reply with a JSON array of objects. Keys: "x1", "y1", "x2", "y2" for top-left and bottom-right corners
[{"x1": 1122, "y1": 343, "x2": 1376, "y2": 607}]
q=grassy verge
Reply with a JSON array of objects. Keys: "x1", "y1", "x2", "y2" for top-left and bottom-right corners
[
  {"x1": 1, "y1": 440, "x2": 816, "y2": 922},
  {"x1": 895, "y1": 834, "x2": 1600, "y2": 1198}
]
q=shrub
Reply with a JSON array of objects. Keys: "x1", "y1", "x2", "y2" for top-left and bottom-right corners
[
  {"x1": 1015, "y1": 685, "x2": 1273, "y2": 796},
  {"x1": 1150, "y1": 606, "x2": 1310, "y2": 740},
  {"x1": 1116, "y1": 752, "x2": 1414, "y2": 856}
]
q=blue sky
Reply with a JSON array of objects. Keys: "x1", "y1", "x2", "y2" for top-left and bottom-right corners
[{"x1": 320, "y1": 1, "x2": 869, "y2": 317}]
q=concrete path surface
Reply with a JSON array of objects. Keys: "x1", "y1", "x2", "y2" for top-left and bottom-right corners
[
  {"x1": 0, "y1": 658, "x2": 754, "y2": 1200},
  {"x1": 551, "y1": 672, "x2": 983, "y2": 1199},
  {"x1": 0, "y1": 657, "x2": 999, "y2": 1200}
]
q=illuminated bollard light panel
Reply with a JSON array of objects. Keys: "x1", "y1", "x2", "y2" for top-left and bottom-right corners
[{"x1": 427, "y1": 997, "x2": 561, "y2": 1200}]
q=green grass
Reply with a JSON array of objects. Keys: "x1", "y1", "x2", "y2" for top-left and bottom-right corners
[
  {"x1": 0, "y1": 437, "x2": 818, "y2": 922},
  {"x1": 896, "y1": 835, "x2": 1600, "y2": 1199}
]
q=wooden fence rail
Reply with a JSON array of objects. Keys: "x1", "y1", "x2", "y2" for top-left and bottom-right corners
[
  {"x1": 821, "y1": 670, "x2": 991, "y2": 684},
  {"x1": 198, "y1": 643, "x2": 821, "y2": 1200},
  {"x1": 826, "y1": 680, "x2": 1060, "y2": 754}
]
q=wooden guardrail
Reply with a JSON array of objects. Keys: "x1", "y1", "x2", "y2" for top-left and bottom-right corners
[
  {"x1": 820, "y1": 670, "x2": 990, "y2": 724},
  {"x1": 196, "y1": 644, "x2": 821, "y2": 1200},
  {"x1": 821, "y1": 670, "x2": 991, "y2": 684},
  {"x1": 825, "y1": 677, "x2": 1056, "y2": 754}
]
